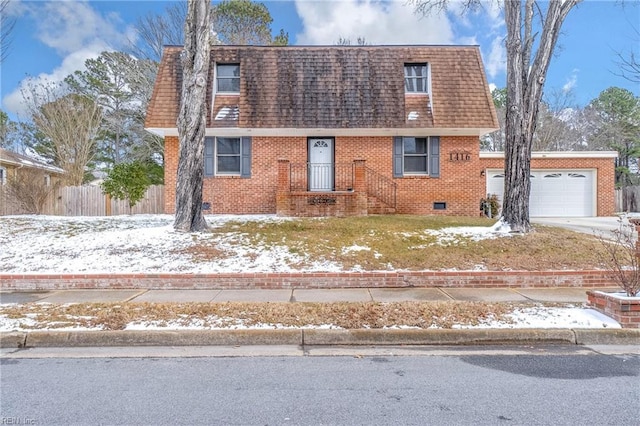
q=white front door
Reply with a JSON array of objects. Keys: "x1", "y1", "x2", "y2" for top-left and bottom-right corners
[{"x1": 308, "y1": 138, "x2": 334, "y2": 191}]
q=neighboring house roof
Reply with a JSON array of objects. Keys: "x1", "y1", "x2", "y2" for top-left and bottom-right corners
[
  {"x1": 145, "y1": 45, "x2": 498, "y2": 137},
  {"x1": 0, "y1": 148, "x2": 64, "y2": 174}
]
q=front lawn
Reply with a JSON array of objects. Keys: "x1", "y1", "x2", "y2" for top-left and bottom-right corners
[
  {"x1": 199, "y1": 215, "x2": 611, "y2": 271},
  {"x1": 0, "y1": 214, "x2": 617, "y2": 273}
]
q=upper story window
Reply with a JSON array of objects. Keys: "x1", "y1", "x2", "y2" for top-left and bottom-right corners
[
  {"x1": 216, "y1": 63, "x2": 240, "y2": 93},
  {"x1": 404, "y1": 63, "x2": 428, "y2": 93},
  {"x1": 0, "y1": 166, "x2": 6, "y2": 185}
]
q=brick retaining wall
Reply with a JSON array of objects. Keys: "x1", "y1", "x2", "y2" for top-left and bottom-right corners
[{"x1": 0, "y1": 270, "x2": 616, "y2": 291}]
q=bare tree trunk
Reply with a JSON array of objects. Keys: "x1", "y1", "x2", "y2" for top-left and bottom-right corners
[
  {"x1": 502, "y1": 0, "x2": 532, "y2": 232},
  {"x1": 502, "y1": 0, "x2": 580, "y2": 232},
  {"x1": 174, "y1": 0, "x2": 210, "y2": 232}
]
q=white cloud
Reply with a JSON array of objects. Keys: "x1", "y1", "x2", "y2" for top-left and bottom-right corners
[
  {"x1": 29, "y1": 0, "x2": 127, "y2": 55},
  {"x1": 3, "y1": 1, "x2": 133, "y2": 117},
  {"x1": 484, "y1": 35, "x2": 506, "y2": 79},
  {"x1": 294, "y1": 0, "x2": 454, "y2": 45},
  {"x1": 4, "y1": 43, "x2": 109, "y2": 118},
  {"x1": 562, "y1": 69, "x2": 579, "y2": 93}
]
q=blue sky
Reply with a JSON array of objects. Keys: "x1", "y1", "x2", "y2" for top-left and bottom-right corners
[{"x1": 2, "y1": 0, "x2": 639, "y2": 121}]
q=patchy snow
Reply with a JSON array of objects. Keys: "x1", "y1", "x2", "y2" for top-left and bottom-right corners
[
  {"x1": 453, "y1": 307, "x2": 621, "y2": 329},
  {"x1": 0, "y1": 306, "x2": 620, "y2": 331},
  {"x1": 1, "y1": 215, "x2": 625, "y2": 331},
  {"x1": 2, "y1": 215, "x2": 518, "y2": 274},
  {"x1": 342, "y1": 244, "x2": 371, "y2": 254},
  {"x1": 0, "y1": 214, "x2": 344, "y2": 273},
  {"x1": 425, "y1": 218, "x2": 514, "y2": 246}
]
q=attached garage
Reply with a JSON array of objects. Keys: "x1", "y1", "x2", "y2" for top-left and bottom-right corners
[
  {"x1": 480, "y1": 152, "x2": 618, "y2": 218},
  {"x1": 486, "y1": 169, "x2": 595, "y2": 217}
]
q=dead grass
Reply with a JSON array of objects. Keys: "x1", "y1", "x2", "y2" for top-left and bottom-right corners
[
  {"x1": 0, "y1": 301, "x2": 545, "y2": 330},
  {"x1": 187, "y1": 215, "x2": 614, "y2": 271}
]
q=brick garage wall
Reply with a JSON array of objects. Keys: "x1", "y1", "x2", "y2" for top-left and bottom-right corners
[
  {"x1": 164, "y1": 135, "x2": 484, "y2": 216},
  {"x1": 0, "y1": 270, "x2": 617, "y2": 290},
  {"x1": 480, "y1": 156, "x2": 616, "y2": 216}
]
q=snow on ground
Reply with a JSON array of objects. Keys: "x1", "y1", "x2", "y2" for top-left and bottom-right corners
[
  {"x1": 1, "y1": 215, "x2": 517, "y2": 274},
  {"x1": 1, "y1": 215, "x2": 624, "y2": 329},
  {"x1": 425, "y1": 219, "x2": 514, "y2": 246},
  {"x1": 454, "y1": 306, "x2": 621, "y2": 329},
  {"x1": 0, "y1": 214, "x2": 342, "y2": 273}
]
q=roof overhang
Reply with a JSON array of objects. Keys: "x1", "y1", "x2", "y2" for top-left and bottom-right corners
[
  {"x1": 145, "y1": 127, "x2": 497, "y2": 138},
  {"x1": 0, "y1": 157, "x2": 65, "y2": 174},
  {"x1": 480, "y1": 151, "x2": 619, "y2": 159}
]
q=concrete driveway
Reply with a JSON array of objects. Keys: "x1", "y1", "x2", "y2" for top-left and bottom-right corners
[{"x1": 531, "y1": 216, "x2": 623, "y2": 239}]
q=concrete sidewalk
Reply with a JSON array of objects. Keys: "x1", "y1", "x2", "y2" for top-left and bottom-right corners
[{"x1": 0, "y1": 286, "x2": 619, "y2": 305}]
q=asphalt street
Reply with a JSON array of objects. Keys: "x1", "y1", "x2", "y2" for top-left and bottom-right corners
[{"x1": 1, "y1": 346, "x2": 638, "y2": 425}]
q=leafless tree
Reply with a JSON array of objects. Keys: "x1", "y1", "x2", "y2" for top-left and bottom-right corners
[
  {"x1": 595, "y1": 217, "x2": 640, "y2": 297},
  {"x1": 1, "y1": 0, "x2": 16, "y2": 62},
  {"x1": 336, "y1": 37, "x2": 369, "y2": 46},
  {"x1": 532, "y1": 89, "x2": 576, "y2": 151},
  {"x1": 412, "y1": 0, "x2": 581, "y2": 232},
  {"x1": 614, "y1": 25, "x2": 640, "y2": 83},
  {"x1": 481, "y1": 87, "x2": 506, "y2": 151},
  {"x1": 130, "y1": 2, "x2": 187, "y2": 62},
  {"x1": 174, "y1": 0, "x2": 211, "y2": 232},
  {"x1": 23, "y1": 81, "x2": 103, "y2": 186},
  {"x1": 5, "y1": 169, "x2": 60, "y2": 214}
]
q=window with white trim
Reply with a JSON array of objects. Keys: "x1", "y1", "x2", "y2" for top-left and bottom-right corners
[
  {"x1": 44, "y1": 174, "x2": 51, "y2": 186},
  {"x1": 204, "y1": 137, "x2": 252, "y2": 177},
  {"x1": 216, "y1": 64, "x2": 240, "y2": 93},
  {"x1": 0, "y1": 167, "x2": 6, "y2": 185},
  {"x1": 404, "y1": 63, "x2": 428, "y2": 93},
  {"x1": 393, "y1": 136, "x2": 440, "y2": 177}
]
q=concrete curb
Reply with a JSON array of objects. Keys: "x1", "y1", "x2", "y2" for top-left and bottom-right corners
[
  {"x1": 573, "y1": 328, "x2": 640, "y2": 345},
  {"x1": 302, "y1": 329, "x2": 577, "y2": 345},
  {"x1": 1, "y1": 329, "x2": 638, "y2": 348}
]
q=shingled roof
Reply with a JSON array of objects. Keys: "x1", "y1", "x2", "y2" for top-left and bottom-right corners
[
  {"x1": 0, "y1": 148, "x2": 64, "y2": 174},
  {"x1": 145, "y1": 45, "x2": 498, "y2": 135}
]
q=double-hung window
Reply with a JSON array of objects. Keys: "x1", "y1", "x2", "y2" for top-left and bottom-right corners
[
  {"x1": 404, "y1": 63, "x2": 428, "y2": 93},
  {"x1": 216, "y1": 64, "x2": 240, "y2": 93},
  {"x1": 393, "y1": 136, "x2": 440, "y2": 177},
  {"x1": 204, "y1": 137, "x2": 252, "y2": 177},
  {"x1": 0, "y1": 167, "x2": 6, "y2": 185}
]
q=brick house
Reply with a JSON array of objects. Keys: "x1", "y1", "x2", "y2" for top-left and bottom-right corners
[{"x1": 146, "y1": 45, "x2": 616, "y2": 217}]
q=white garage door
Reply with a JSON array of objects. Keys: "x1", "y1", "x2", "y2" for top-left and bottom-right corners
[{"x1": 486, "y1": 170, "x2": 595, "y2": 217}]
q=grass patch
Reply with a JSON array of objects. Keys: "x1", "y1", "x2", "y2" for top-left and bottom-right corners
[
  {"x1": 0, "y1": 301, "x2": 553, "y2": 330},
  {"x1": 199, "y1": 215, "x2": 612, "y2": 271}
]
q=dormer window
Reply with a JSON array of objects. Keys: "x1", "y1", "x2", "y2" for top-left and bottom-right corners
[
  {"x1": 216, "y1": 63, "x2": 240, "y2": 93},
  {"x1": 404, "y1": 63, "x2": 428, "y2": 93}
]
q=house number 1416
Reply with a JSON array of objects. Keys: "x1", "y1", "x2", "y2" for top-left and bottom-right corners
[{"x1": 449, "y1": 151, "x2": 471, "y2": 162}]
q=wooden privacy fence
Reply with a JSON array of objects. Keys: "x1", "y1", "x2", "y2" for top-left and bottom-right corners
[
  {"x1": 0, "y1": 185, "x2": 164, "y2": 216},
  {"x1": 615, "y1": 186, "x2": 640, "y2": 213}
]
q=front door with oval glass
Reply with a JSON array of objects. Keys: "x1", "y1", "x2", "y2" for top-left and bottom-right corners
[{"x1": 308, "y1": 138, "x2": 334, "y2": 191}]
